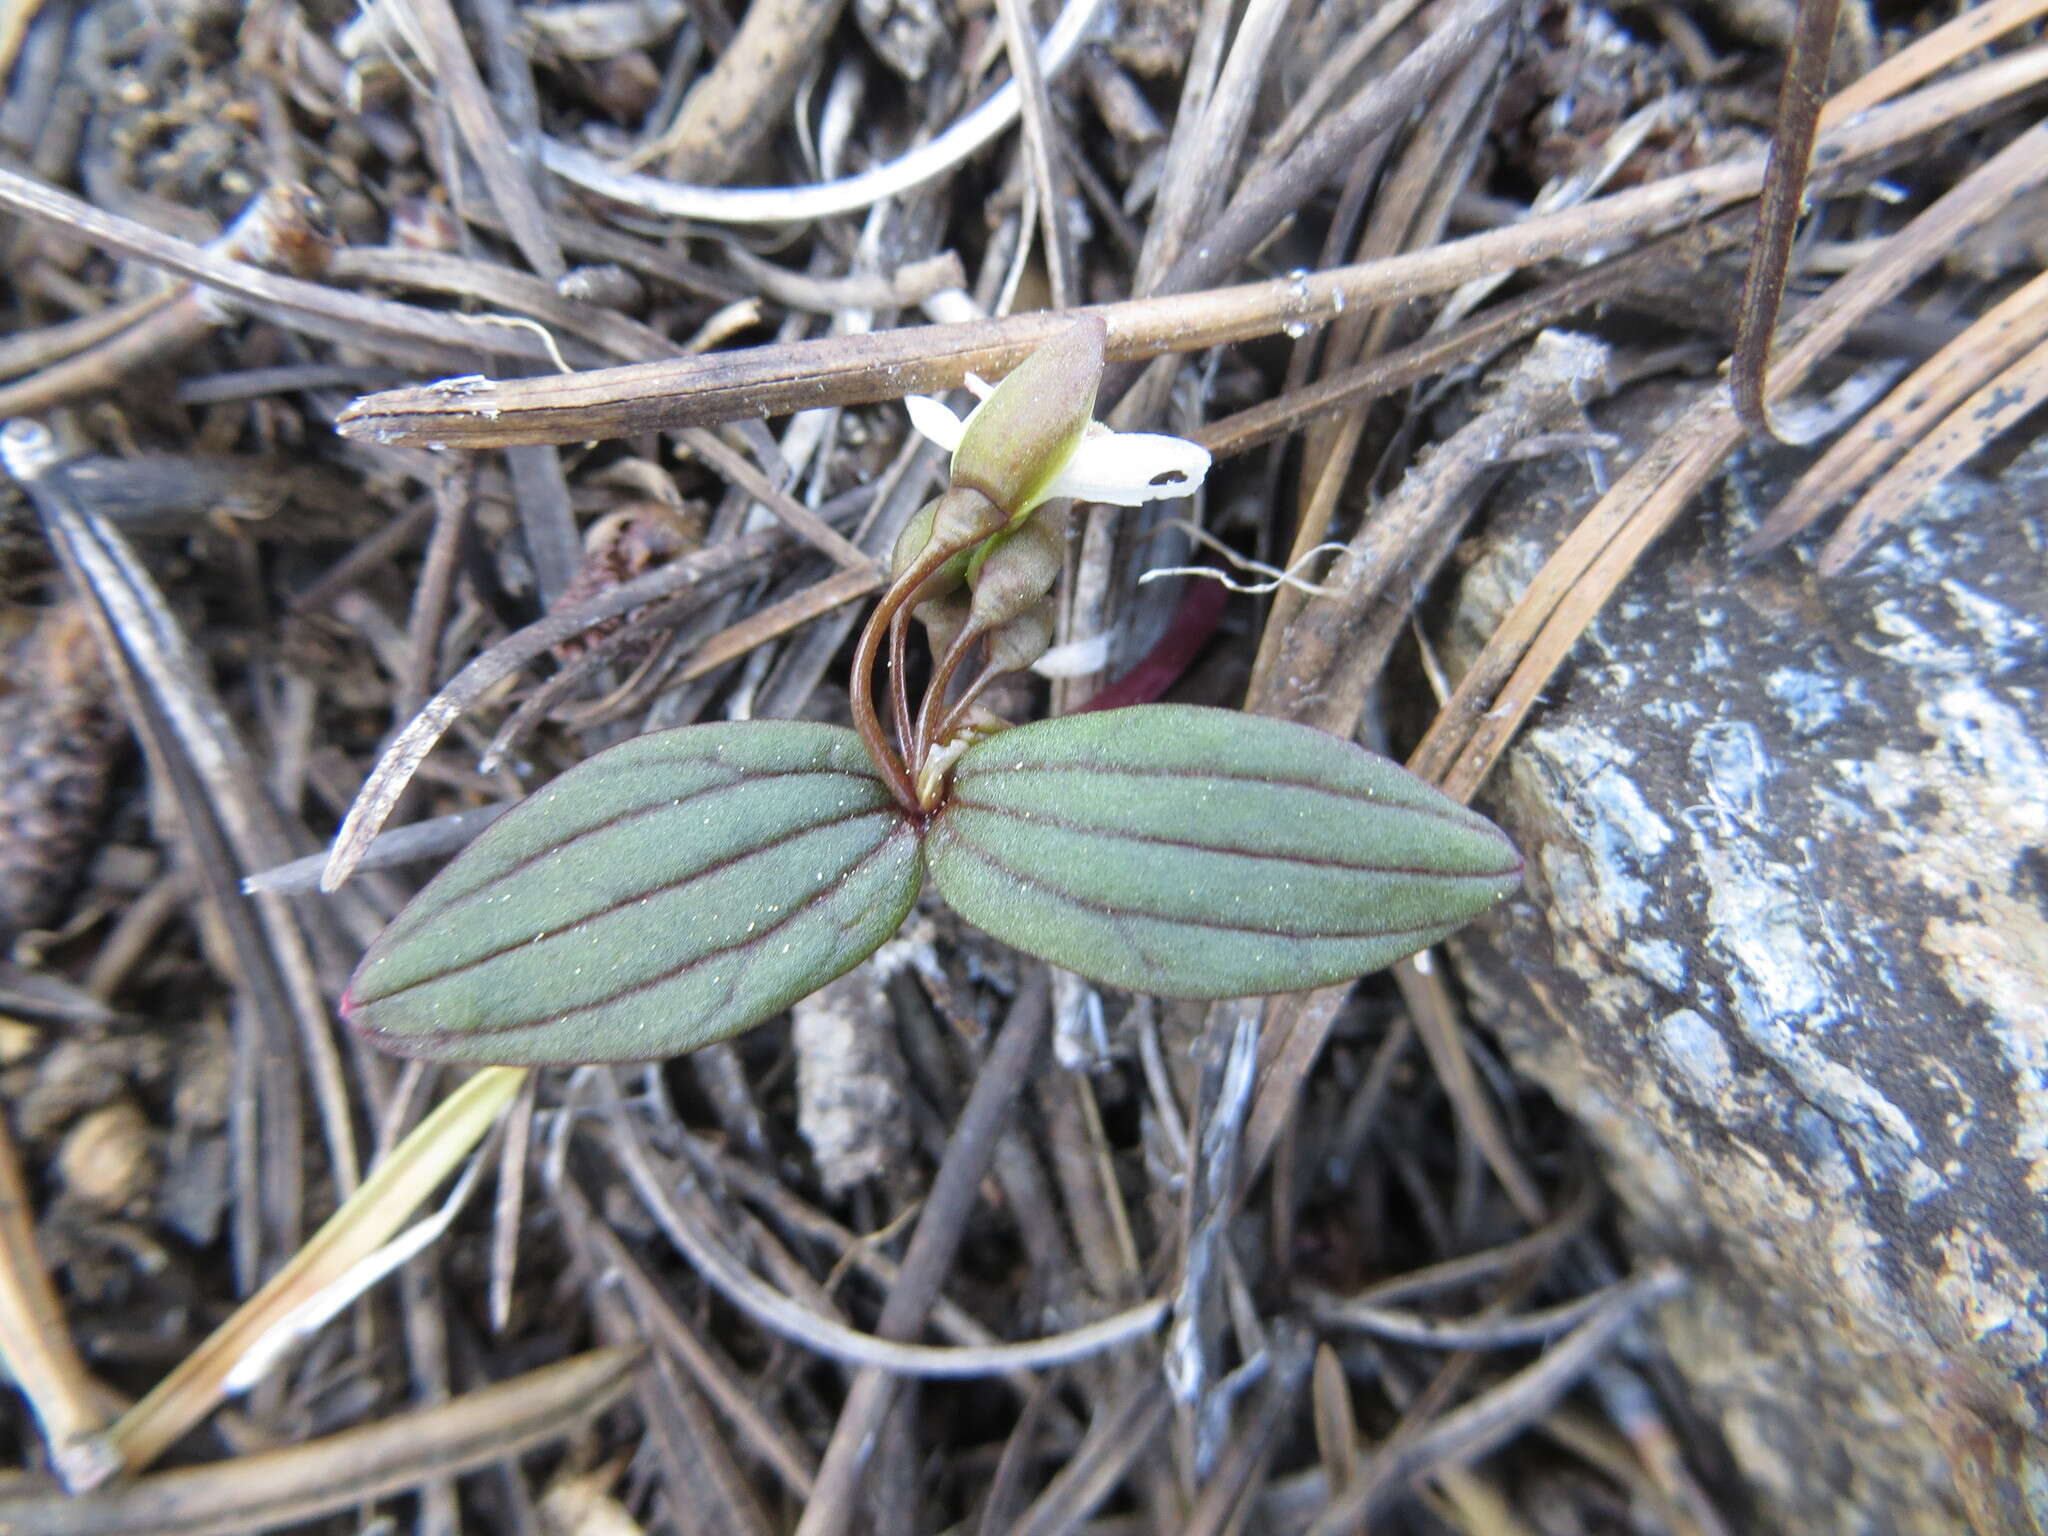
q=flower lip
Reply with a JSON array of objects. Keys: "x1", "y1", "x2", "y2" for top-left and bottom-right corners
[{"x1": 903, "y1": 398, "x2": 1211, "y2": 511}]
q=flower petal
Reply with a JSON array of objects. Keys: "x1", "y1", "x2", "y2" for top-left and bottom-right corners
[
  {"x1": 904, "y1": 395, "x2": 966, "y2": 454},
  {"x1": 1050, "y1": 431, "x2": 1211, "y2": 506}
]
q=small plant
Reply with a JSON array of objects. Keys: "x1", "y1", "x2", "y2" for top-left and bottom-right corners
[{"x1": 342, "y1": 319, "x2": 1521, "y2": 1065}]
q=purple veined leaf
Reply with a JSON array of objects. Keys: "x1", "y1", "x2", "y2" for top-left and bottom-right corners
[
  {"x1": 924, "y1": 705, "x2": 1521, "y2": 998},
  {"x1": 343, "y1": 723, "x2": 921, "y2": 1065}
]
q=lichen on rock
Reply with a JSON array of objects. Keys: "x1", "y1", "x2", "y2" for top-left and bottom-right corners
[{"x1": 1439, "y1": 383, "x2": 2048, "y2": 1535}]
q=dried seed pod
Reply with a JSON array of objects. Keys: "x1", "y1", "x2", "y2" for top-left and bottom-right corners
[
  {"x1": 550, "y1": 502, "x2": 705, "y2": 662},
  {"x1": 0, "y1": 604, "x2": 126, "y2": 945}
]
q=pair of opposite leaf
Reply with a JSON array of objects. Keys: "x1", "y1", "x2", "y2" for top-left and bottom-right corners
[{"x1": 342, "y1": 320, "x2": 1522, "y2": 1066}]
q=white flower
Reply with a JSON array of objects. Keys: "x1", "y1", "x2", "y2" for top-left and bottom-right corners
[{"x1": 906, "y1": 376, "x2": 1211, "y2": 510}]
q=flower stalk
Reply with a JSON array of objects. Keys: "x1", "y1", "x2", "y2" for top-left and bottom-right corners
[{"x1": 855, "y1": 316, "x2": 1213, "y2": 816}]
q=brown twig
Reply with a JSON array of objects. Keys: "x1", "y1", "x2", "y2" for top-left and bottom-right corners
[
  {"x1": 334, "y1": 46, "x2": 2048, "y2": 447},
  {"x1": 794, "y1": 967, "x2": 1052, "y2": 1536},
  {"x1": 1412, "y1": 117, "x2": 2048, "y2": 806},
  {"x1": 1730, "y1": 0, "x2": 1841, "y2": 441},
  {"x1": 1741, "y1": 267, "x2": 2048, "y2": 557},
  {"x1": 0, "y1": 1349, "x2": 639, "y2": 1536},
  {"x1": 0, "y1": 1109, "x2": 116, "y2": 1491}
]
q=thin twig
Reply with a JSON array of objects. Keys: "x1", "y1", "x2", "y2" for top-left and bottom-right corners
[
  {"x1": 0, "y1": 1349, "x2": 638, "y2": 1536},
  {"x1": 1731, "y1": 0, "x2": 1841, "y2": 440},
  {"x1": 0, "y1": 1110, "x2": 116, "y2": 1491},
  {"x1": 537, "y1": 0, "x2": 1108, "y2": 222},
  {"x1": 335, "y1": 48, "x2": 2048, "y2": 447},
  {"x1": 794, "y1": 968, "x2": 1051, "y2": 1536},
  {"x1": 1304, "y1": 1265, "x2": 1688, "y2": 1535}
]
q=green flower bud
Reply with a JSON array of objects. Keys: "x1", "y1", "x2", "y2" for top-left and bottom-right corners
[
  {"x1": 913, "y1": 590, "x2": 973, "y2": 662},
  {"x1": 984, "y1": 596, "x2": 1057, "y2": 678},
  {"x1": 966, "y1": 501, "x2": 1069, "y2": 633},
  {"x1": 889, "y1": 486, "x2": 1006, "y2": 608},
  {"x1": 950, "y1": 317, "x2": 1105, "y2": 521}
]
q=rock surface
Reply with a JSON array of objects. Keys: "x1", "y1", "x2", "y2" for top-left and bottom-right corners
[{"x1": 1440, "y1": 383, "x2": 2048, "y2": 1535}]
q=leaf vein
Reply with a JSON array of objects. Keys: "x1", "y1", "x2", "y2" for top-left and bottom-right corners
[
  {"x1": 947, "y1": 799, "x2": 1515, "y2": 881},
  {"x1": 364, "y1": 806, "x2": 901, "y2": 1004}
]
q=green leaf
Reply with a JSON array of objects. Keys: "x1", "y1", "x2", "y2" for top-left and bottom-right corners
[
  {"x1": 344, "y1": 723, "x2": 921, "y2": 1065},
  {"x1": 925, "y1": 705, "x2": 1521, "y2": 998}
]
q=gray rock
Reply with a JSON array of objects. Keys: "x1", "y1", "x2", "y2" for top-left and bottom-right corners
[{"x1": 1439, "y1": 382, "x2": 2048, "y2": 1535}]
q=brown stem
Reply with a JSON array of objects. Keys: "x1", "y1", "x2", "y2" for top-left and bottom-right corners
[
  {"x1": 912, "y1": 623, "x2": 988, "y2": 769},
  {"x1": 848, "y1": 589, "x2": 920, "y2": 817},
  {"x1": 887, "y1": 605, "x2": 916, "y2": 767},
  {"x1": 849, "y1": 527, "x2": 990, "y2": 816},
  {"x1": 930, "y1": 661, "x2": 1005, "y2": 753}
]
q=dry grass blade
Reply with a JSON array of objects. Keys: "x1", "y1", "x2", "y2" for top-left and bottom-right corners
[
  {"x1": 794, "y1": 970, "x2": 1049, "y2": 1536},
  {"x1": 1818, "y1": 332, "x2": 2048, "y2": 574},
  {"x1": 1345, "y1": 1181, "x2": 1603, "y2": 1307},
  {"x1": 5, "y1": 425, "x2": 361, "y2": 1218},
  {"x1": 1253, "y1": 27, "x2": 1511, "y2": 702},
  {"x1": 0, "y1": 167, "x2": 561, "y2": 364},
  {"x1": 1731, "y1": 0, "x2": 1841, "y2": 441},
  {"x1": 0, "y1": 293, "x2": 223, "y2": 420},
  {"x1": 1227, "y1": 336, "x2": 1607, "y2": 1184},
  {"x1": 406, "y1": 0, "x2": 565, "y2": 281},
  {"x1": 680, "y1": 426, "x2": 872, "y2": 568},
  {"x1": 598, "y1": 1060, "x2": 1167, "y2": 1378},
  {"x1": 1397, "y1": 956, "x2": 1545, "y2": 1228},
  {"x1": 103, "y1": 1067, "x2": 526, "y2": 1473},
  {"x1": 993, "y1": 0, "x2": 1074, "y2": 307},
  {"x1": 1409, "y1": 117, "x2": 2048, "y2": 805},
  {"x1": 319, "y1": 523, "x2": 788, "y2": 890},
  {"x1": 1006, "y1": 1377, "x2": 1173, "y2": 1536},
  {"x1": 1151, "y1": 0, "x2": 1519, "y2": 300},
  {"x1": 1181, "y1": 1325, "x2": 1315, "y2": 1536},
  {"x1": 1742, "y1": 267, "x2": 2048, "y2": 557},
  {"x1": 0, "y1": 1109, "x2": 115, "y2": 1491},
  {"x1": 0, "y1": 1347, "x2": 638, "y2": 1536},
  {"x1": 1197, "y1": 214, "x2": 1745, "y2": 461},
  {"x1": 1311, "y1": 1343, "x2": 1358, "y2": 1500},
  {"x1": 677, "y1": 563, "x2": 885, "y2": 682},
  {"x1": 1304, "y1": 1265, "x2": 1688, "y2": 1535},
  {"x1": 337, "y1": 49, "x2": 2048, "y2": 448},
  {"x1": 0, "y1": 287, "x2": 180, "y2": 384},
  {"x1": 553, "y1": 1174, "x2": 821, "y2": 1497},
  {"x1": 1819, "y1": 0, "x2": 2048, "y2": 124},
  {"x1": 1306, "y1": 1273, "x2": 1663, "y2": 1349}
]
